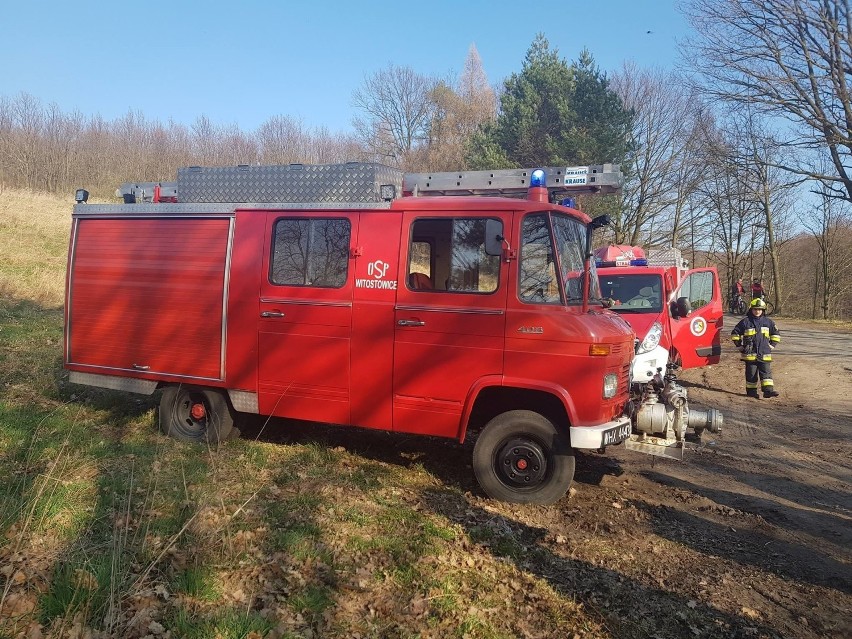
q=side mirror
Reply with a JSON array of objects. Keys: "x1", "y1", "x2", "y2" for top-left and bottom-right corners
[
  {"x1": 589, "y1": 214, "x2": 611, "y2": 230},
  {"x1": 674, "y1": 296, "x2": 692, "y2": 318},
  {"x1": 485, "y1": 219, "x2": 504, "y2": 256}
]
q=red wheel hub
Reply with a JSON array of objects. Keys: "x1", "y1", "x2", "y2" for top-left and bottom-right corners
[{"x1": 190, "y1": 403, "x2": 206, "y2": 420}]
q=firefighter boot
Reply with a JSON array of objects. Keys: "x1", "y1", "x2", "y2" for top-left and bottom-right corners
[
  {"x1": 763, "y1": 388, "x2": 780, "y2": 398},
  {"x1": 746, "y1": 389, "x2": 760, "y2": 399}
]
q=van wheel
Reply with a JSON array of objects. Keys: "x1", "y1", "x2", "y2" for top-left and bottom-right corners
[
  {"x1": 472, "y1": 410, "x2": 574, "y2": 505},
  {"x1": 159, "y1": 386, "x2": 234, "y2": 444}
]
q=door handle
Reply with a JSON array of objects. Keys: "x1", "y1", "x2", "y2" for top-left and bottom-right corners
[
  {"x1": 132, "y1": 364, "x2": 150, "y2": 371},
  {"x1": 397, "y1": 319, "x2": 425, "y2": 327},
  {"x1": 261, "y1": 311, "x2": 285, "y2": 318}
]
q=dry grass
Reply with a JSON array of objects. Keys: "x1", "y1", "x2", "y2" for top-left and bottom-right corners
[{"x1": 0, "y1": 188, "x2": 74, "y2": 307}]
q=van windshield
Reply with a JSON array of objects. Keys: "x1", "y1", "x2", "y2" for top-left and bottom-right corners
[{"x1": 599, "y1": 273, "x2": 664, "y2": 313}]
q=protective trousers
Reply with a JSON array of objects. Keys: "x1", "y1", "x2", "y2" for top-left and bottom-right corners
[{"x1": 745, "y1": 360, "x2": 774, "y2": 395}]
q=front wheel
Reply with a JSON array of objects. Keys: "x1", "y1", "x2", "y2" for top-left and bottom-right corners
[
  {"x1": 159, "y1": 386, "x2": 234, "y2": 444},
  {"x1": 472, "y1": 410, "x2": 575, "y2": 505}
]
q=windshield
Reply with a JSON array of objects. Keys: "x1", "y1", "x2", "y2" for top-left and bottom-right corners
[
  {"x1": 519, "y1": 212, "x2": 601, "y2": 305},
  {"x1": 599, "y1": 273, "x2": 663, "y2": 313}
]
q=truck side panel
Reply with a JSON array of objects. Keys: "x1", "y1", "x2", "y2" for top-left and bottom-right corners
[{"x1": 66, "y1": 216, "x2": 231, "y2": 381}]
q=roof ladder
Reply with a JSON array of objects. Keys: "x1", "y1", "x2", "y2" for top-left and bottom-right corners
[{"x1": 402, "y1": 165, "x2": 623, "y2": 198}]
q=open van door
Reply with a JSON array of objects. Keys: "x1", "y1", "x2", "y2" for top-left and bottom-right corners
[{"x1": 667, "y1": 268, "x2": 723, "y2": 369}]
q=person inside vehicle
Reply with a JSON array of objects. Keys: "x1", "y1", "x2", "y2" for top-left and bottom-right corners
[{"x1": 730, "y1": 298, "x2": 781, "y2": 398}]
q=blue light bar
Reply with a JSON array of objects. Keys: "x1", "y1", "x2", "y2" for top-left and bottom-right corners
[
  {"x1": 560, "y1": 196, "x2": 577, "y2": 208},
  {"x1": 530, "y1": 169, "x2": 546, "y2": 187},
  {"x1": 630, "y1": 258, "x2": 648, "y2": 266}
]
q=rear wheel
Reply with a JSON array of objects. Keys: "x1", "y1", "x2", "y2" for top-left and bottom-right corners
[
  {"x1": 472, "y1": 410, "x2": 575, "y2": 505},
  {"x1": 159, "y1": 386, "x2": 234, "y2": 444}
]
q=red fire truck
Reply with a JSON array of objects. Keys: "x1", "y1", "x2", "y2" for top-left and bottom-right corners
[
  {"x1": 595, "y1": 244, "x2": 724, "y2": 459},
  {"x1": 65, "y1": 163, "x2": 715, "y2": 504}
]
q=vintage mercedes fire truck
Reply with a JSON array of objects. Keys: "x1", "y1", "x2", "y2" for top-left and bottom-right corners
[{"x1": 65, "y1": 163, "x2": 718, "y2": 504}]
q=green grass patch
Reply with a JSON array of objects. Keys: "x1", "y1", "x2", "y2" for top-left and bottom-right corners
[
  {"x1": 0, "y1": 259, "x2": 606, "y2": 638},
  {"x1": 287, "y1": 583, "x2": 334, "y2": 619},
  {"x1": 172, "y1": 565, "x2": 222, "y2": 601},
  {"x1": 168, "y1": 607, "x2": 274, "y2": 639},
  {"x1": 39, "y1": 555, "x2": 116, "y2": 628}
]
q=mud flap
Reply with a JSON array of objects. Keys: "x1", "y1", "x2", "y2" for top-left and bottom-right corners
[{"x1": 624, "y1": 434, "x2": 685, "y2": 461}]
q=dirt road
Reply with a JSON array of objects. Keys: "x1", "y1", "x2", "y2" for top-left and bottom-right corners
[{"x1": 554, "y1": 316, "x2": 852, "y2": 638}]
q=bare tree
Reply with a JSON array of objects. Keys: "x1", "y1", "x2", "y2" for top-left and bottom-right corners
[
  {"x1": 695, "y1": 117, "x2": 762, "y2": 299},
  {"x1": 611, "y1": 64, "x2": 704, "y2": 245},
  {"x1": 805, "y1": 170, "x2": 852, "y2": 317},
  {"x1": 682, "y1": 0, "x2": 852, "y2": 201},
  {"x1": 352, "y1": 64, "x2": 437, "y2": 169},
  {"x1": 256, "y1": 115, "x2": 310, "y2": 165}
]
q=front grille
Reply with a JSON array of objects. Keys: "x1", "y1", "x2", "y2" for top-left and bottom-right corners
[{"x1": 619, "y1": 362, "x2": 630, "y2": 393}]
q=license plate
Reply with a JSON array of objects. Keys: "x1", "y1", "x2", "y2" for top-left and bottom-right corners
[{"x1": 602, "y1": 422, "x2": 631, "y2": 446}]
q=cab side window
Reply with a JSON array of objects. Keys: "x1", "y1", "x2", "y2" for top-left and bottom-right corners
[
  {"x1": 679, "y1": 271, "x2": 713, "y2": 310},
  {"x1": 407, "y1": 218, "x2": 501, "y2": 293},
  {"x1": 270, "y1": 218, "x2": 350, "y2": 287}
]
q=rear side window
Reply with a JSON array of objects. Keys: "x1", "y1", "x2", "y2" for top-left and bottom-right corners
[{"x1": 270, "y1": 218, "x2": 350, "y2": 287}]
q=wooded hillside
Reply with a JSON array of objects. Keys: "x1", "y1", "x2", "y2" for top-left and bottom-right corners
[{"x1": 3, "y1": 8, "x2": 851, "y2": 319}]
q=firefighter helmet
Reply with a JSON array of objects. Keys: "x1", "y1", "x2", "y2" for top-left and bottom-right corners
[{"x1": 750, "y1": 298, "x2": 767, "y2": 310}]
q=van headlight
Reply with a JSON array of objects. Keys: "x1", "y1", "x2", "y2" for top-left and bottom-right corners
[
  {"x1": 637, "y1": 322, "x2": 663, "y2": 355},
  {"x1": 603, "y1": 373, "x2": 618, "y2": 398}
]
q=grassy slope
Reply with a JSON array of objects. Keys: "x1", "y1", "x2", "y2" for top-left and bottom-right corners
[{"x1": 0, "y1": 189, "x2": 603, "y2": 638}]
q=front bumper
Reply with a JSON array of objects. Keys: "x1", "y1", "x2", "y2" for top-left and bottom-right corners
[{"x1": 570, "y1": 417, "x2": 632, "y2": 449}]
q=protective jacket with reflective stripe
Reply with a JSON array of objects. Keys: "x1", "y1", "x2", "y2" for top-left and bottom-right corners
[{"x1": 731, "y1": 313, "x2": 780, "y2": 361}]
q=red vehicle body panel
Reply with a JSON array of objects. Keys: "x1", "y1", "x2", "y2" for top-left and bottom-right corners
[{"x1": 65, "y1": 197, "x2": 633, "y2": 442}]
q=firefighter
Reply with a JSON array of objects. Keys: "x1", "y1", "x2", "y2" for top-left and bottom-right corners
[{"x1": 730, "y1": 298, "x2": 781, "y2": 398}]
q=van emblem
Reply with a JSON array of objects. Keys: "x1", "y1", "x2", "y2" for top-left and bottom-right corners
[
  {"x1": 518, "y1": 326, "x2": 544, "y2": 334},
  {"x1": 690, "y1": 316, "x2": 707, "y2": 337}
]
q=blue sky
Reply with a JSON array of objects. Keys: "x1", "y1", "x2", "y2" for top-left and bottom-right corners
[{"x1": 1, "y1": 0, "x2": 690, "y2": 134}]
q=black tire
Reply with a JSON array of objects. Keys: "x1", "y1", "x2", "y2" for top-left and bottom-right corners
[
  {"x1": 159, "y1": 385, "x2": 234, "y2": 444},
  {"x1": 472, "y1": 410, "x2": 575, "y2": 505},
  {"x1": 764, "y1": 301, "x2": 775, "y2": 316},
  {"x1": 737, "y1": 299, "x2": 747, "y2": 315}
]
